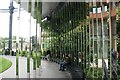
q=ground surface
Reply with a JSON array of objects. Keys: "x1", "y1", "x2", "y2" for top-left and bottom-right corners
[{"x1": 0, "y1": 56, "x2": 71, "y2": 79}]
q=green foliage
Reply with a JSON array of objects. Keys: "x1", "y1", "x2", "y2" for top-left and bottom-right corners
[
  {"x1": 27, "y1": 52, "x2": 30, "y2": 73},
  {"x1": 16, "y1": 53, "x2": 19, "y2": 75},
  {"x1": 0, "y1": 49, "x2": 5, "y2": 55},
  {"x1": 37, "y1": 52, "x2": 41, "y2": 68},
  {"x1": 10, "y1": 50, "x2": 12, "y2": 56},
  {"x1": 117, "y1": 35, "x2": 120, "y2": 54},
  {"x1": 20, "y1": 50, "x2": 28, "y2": 57},
  {"x1": 0, "y1": 57, "x2": 12, "y2": 73},
  {"x1": 32, "y1": 51, "x2": 36, "y2": 70},
  {"x1": 0, "y1": 51, "x2": 2, "y2": 55},
  {"x1": 42, "y1": 2, "x2": 87, "y2": 35},
  {"x1": 116, "y1": 8, "x2": 120, "y2": 53},
  {"x1": 41, "y1": 3, "x2": 88, "y2": 59},
  {"x1": 86, "y1": 68, "x2": 102, "y2": 78},
  {"x1": 116, "y1": 8, "x2": 120, "y2": 78}
]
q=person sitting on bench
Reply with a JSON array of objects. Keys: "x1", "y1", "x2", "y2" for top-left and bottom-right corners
[{"x1": 59, "y1": 54, "x2": 71, "y2": 71}]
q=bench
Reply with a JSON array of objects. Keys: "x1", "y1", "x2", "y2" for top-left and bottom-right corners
[
  {"x1": 41, "y1": 56, "x2": 47, "y2": 60},
  {"x1": 50, "y1": 58, "x2": 61, "y2": 64},
  {"x1": 66, "y1": 63, "x2": 84, "y2": 80},
  {"x1": 50, "y1": 58, "x2": 84, "y2": 79},
  {"x1": 43, "y1": 57, "x2": 84, "y2": 79}
]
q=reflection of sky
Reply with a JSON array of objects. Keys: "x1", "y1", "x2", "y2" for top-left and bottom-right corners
[{"x1": 0, "y1": 0, "x2": 36, "y2": 38}]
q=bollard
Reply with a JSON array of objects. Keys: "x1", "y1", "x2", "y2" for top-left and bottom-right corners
[
  {"x1": 36, "y1": 52, "x2": 39, "y2": 77},
  {"x1": 10, "y1": 50, "x2": 12, "y2": 56},
  {"x1": 26, "y1": 51, "x2": 30, "y2": 78},
  {"x1": 16, "y1": 50, "x2": 19, "y2": 78},
  {"x1": 32, "y1": 51, "x2": 36, "y2": 78},
  {"x1": 37, "y1": 52, "x2": 40, "y2": 68},
  {"x1": 39, "y1": 52, "x2": 42, "y2": 76},
  {"x1": 3, "y1": 49, "x2": 5, "y2": 55},
  {"x1": 2, "y1": 49, "x2": 5, "y2": 55},
  {"x1": 36, "y1": 52, "x2": 41, "y2": 77},
  {"x1": 33, "y1": 51, "x2": 36, "y2": 70},
  {"x1": 19, "y1": 50, "x2": 21, "y2": 56}
]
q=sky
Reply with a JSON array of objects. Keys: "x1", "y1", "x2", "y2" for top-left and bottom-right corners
[
  {"x1": 0, "y1": 0, "x2": 107, "y2": 38},
  {"x1": 0, "y1": 0, "x2": 37, "y2": 38}
]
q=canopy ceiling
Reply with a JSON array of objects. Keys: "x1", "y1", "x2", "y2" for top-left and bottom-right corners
[
  {"x1": 42, "y1": 2, "x2": 59, "y2": 18},
  {"x1": 14, "y1": 0, "x2": 60, "y2": 18}
]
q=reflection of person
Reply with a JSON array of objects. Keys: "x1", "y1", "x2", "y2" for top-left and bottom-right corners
[
  {"x1": 80, "y1": 52, "x2": 84, "y2": 63},
  {"x1": 59, "y1": 54, "x2": 71, "y2": 71},
  {"x1": 102, "y1": 59, "x2": 108, "y2": 79},
  {"x1": 46, "y1": 50, "x2": 51, "y2": 61},
  {"x1": 111, "y1": 48, "x2": 117, "y2": 65},
  {"x1": 111, "y1": 48, "x2": 117, "y2": 79},
  {"x1": 46, "y1": 54, "x2": 50, "y2": 61},
  {"x1": 80, "y1": 52, "x2": 84, "y2": 70},
  {"x1": 90, "y1": 53, "x2": 93, "y2": 63}
]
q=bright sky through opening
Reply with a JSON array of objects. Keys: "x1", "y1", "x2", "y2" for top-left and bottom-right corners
[{"x1": 0, "y1": 0, "x2": 36, "y2": 38}]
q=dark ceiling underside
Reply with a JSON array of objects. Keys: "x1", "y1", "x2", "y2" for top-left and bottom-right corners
[{"x1": 42, "y1": 2, "x2": 59, "y2": 18}]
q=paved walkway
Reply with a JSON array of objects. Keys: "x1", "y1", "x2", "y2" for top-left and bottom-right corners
[{"x1": 0, "y1": 56, "x2": 71, "y2": 79}]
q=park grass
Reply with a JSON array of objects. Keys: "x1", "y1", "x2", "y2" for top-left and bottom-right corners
[{"x1": 0, "y1": 57, "x2": 12, "y2": 73}]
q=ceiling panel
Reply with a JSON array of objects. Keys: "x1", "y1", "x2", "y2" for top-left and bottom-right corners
[{"x1": 42, "y1": 2, "x2": 59, "y2": 18}]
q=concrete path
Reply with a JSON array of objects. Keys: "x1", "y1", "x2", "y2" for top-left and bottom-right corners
[
  {"x1": 41, "y1": 60, "x2": 71, "y2": 78},
  {"x1": 0, "y1": 56, "x2": 34, "y2": 79},
  {"x1": 0, "y1": 56, "x2": 71, "y2": 79}
]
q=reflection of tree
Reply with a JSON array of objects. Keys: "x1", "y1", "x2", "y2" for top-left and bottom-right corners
[
  {"x1": 116, "y1": 7, "x2": 120, "y2": 78},
  {"x1": 41, "y1": 2, "x2": 88, "y2": 62}
]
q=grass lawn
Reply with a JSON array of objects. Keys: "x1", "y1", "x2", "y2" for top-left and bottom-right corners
[{"x1": 0, "y1": 57, "x2": 12, "y2": 73}]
